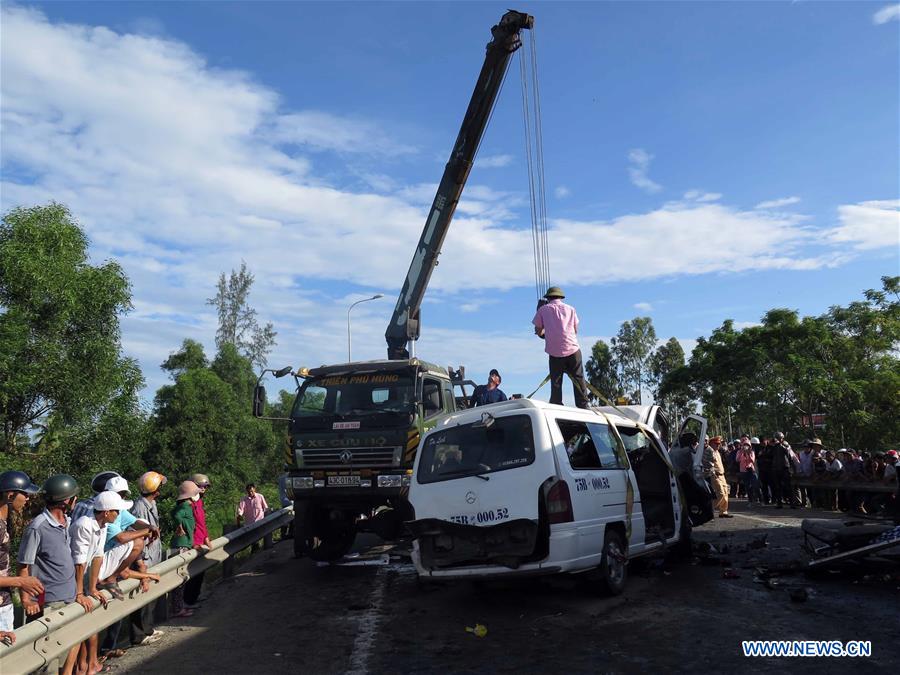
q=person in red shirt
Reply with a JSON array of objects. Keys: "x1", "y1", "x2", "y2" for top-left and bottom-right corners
[{"x1": 183, "y1": 473, "x2": 211, "y2": 610}]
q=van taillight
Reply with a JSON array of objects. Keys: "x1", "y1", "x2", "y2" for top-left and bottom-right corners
[{"x1": 546, "y1": 480, "x2": 574, "y2": 524}]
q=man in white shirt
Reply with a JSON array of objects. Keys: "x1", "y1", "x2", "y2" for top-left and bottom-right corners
[
  {"x1": 824, "y1": 450, "x2": 843, "y2": 475},
  {"x1": 70, "y1": 491, "x2": 128, "y2": 675}
]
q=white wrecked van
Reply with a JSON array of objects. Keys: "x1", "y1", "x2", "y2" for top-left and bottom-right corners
[{"x1": 408, "y1": 399, "x2": 712, "y2": 593}]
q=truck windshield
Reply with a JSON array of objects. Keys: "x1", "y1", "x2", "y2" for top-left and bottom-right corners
[
  {"x1": 417, "y1": 414, "x2": 534, "y2": 484},
  {"x1": 292, "y1": 373, "x2": 416, "y2": 417}
]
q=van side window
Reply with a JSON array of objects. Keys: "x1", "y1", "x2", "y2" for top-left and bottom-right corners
[
  {"x1": 556, "y1": 420, "x2": 602, "y2": 470},
  {"x1": 587, "y1": 423, "x2": 627, "y2": 469},
  {"x1": 422, "y1": 379, "x2": 442, "y2": 418},
  {"x1": 615, "y1": 426, "x2": 654, "y2": 472}
]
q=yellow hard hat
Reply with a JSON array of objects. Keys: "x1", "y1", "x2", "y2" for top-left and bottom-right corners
[{"x1": 139, "y1": 471, "x2": 167, "y2": 494}]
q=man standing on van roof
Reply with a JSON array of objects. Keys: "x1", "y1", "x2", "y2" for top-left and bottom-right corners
[{"x1": 532, "y1": 286, "x2": 589, "y2": 409}]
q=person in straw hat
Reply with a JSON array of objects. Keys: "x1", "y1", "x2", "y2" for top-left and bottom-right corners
[{"x1": 532, "y1": 286, "x2": 589, "y2": 409}]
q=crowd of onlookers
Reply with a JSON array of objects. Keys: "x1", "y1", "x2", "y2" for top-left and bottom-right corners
[
  {"x1": 700, "y1": 433, "x2": 899, "y2": 519},
  {"x1": 0, "y1": 468, "x2": 273, "y2": 674}
]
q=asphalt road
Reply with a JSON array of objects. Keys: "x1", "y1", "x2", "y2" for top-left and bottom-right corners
[{"x1": 113, "y1": 503, "x2": 899, "y2": 674}]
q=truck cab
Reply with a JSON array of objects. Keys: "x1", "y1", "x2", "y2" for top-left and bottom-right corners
[{"x1": 281, "y1": 359, "x2": 466, "y2": 560}]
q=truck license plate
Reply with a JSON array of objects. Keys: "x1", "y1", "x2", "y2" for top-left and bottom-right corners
[{"x1": 327, "y1": 475, "x2": 361, "y2": 487}]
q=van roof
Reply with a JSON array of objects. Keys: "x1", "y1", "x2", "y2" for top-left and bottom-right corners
[
  {"x1": 595, "y1": 404, "x2": 657, "y2": 424},
  {"x1": 436, "y1": 398, "x2": 638, "y2": 428}
]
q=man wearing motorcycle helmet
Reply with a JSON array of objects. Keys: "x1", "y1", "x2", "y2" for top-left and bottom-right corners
[
  {"x1": 129, "y1": 471, "x2": 167, "y2": 646},
  {"x1": 18, "y1": 474, "x2": 82, "y2": 674},
  {"x1": 0, "y1": 471, "x2": 44, "y2": 638},
  {"x1": 71, "y1": 470, "x2": 122, "y2": 523}
]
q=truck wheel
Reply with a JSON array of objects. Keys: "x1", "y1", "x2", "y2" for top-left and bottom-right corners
[
  {"x1": 597, "y1": 529, "x2": 627, "y2": 596},
  {"x1": 306, "y1": 519, "x2": 357, "y2": 562},
  {"x1": 293, "y1": 500, "x2": 311, "y2": 559}
]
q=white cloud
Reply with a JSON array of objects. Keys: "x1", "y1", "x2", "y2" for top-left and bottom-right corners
[
  {"x1": 684, "y1": 190, "x2": 721, "y2": 203},
  {"x1": 271, "y1": 111, "x2": 416, "y2": 156},
  {"x1": 873, "y1": 4, "x2": 900, "y2": 24},
  {"x1": 1, "y1": 7, "x2": 895, "y2": 398},
  {"x1": 826, "y1": 199, "x2": 900, "y2": 251},
  {"x1": 627, "y1": 148, "x2": 662, "y2": 193},
  {"x1": 477, "y1": 154, "x2": 513, "y2": 168},
  {"x1": 732, "y1": 321, "x2": 762, "y2": 330},
  {"x1": 633, "y1": 302, "x2": 654, "y2": 312},
  {"x1": 554, "y1": 185, "x2": 571, "y2": 199},
  {"x1": 755, "y1": 196, "x2": 801, "y2": 209}
]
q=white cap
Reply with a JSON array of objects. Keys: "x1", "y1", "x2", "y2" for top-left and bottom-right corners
[
  {"x1": 93, "y1": 490, "x2": 133, "y2": 512},
  {"x1": 750, "y1": 437, "x2": 760, "y2": 444},
  {"x1": 105, "y1": 476, "x2": 130, "y2": 494}
]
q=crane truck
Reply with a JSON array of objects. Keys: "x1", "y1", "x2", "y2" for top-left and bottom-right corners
[{"x1": 253, "y1": 10, "x2": 534, "y2": 561}]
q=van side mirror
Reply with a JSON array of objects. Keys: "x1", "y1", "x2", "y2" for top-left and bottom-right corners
[{"x1": 253, "y1": 385, "x2": 267, "y2": 417}]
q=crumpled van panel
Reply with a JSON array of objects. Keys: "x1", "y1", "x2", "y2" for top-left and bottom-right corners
[{"x1": 408, "y1": 518, "x2": 539, "y2": 569}]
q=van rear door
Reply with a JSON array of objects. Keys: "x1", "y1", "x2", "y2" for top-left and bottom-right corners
[{"x1": 408, "y1": 412, "x2": 546, "y2": 568}]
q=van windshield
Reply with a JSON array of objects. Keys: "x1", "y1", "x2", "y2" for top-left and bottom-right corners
[{"x1": 417, "y1": 415, "x2": 534, "y2": 484}]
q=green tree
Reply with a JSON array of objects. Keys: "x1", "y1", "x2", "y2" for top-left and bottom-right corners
[
  {"x1": 207, "y1": 262, "x2": 276, "y2": 369},
  {"x1": 585, "y1": 339, "x2": 621, "y2": 402},
  {"x1": 1, "y1": 204, "x2": 133, "y2": 451},
  {"x1": 147, "y1": 341, "x2": 282, "y2": 537},
  {"x1": 611, "y1": 317, "x2": 657, "y2": 403},
  {"x1": 161, "y1": 339, "x2": 208, "y2": 378},
  {"x1": 650, "y1": 337, "x2": 694, "y2": 426}
]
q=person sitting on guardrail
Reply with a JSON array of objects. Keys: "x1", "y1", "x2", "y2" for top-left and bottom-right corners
[
  {"x1": 183, "y1": 473, "x2": 212, "y2": 612},
  {"x1": 96, "y1": 476, "x2": 162, "y2": 661},
  {"x1": 17, "y1": 474, "x2": 82, "y2": 675},
  {"x1": 0, "y1": 471, "x2": 44, "y2": 640},
  {"x1": 170, "y1": 481, "x2": 200, "y2": 618},
  {"x1": 129, "y1": 471, "x2": 167, "y2": 647},
  {"x1": 70, "y1": 491, "x2": 121, "y2": 675},
  {"x1": 70, "y1": 471, "x2": 122, "y2": 524},
  {"x1": 237, "y1": 484, "x2": 269, "y2": 553}
]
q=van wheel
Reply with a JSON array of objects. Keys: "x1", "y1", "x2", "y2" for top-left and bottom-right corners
[{"x1": 597, "y1": 529, "x2": 627, "y2": 596}]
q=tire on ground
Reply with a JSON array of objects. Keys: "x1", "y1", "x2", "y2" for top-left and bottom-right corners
[
  {"x1": 294, "y1": 501, "x2": 356, "y2": 562},
  {"x1": 597, "y1": 528, "x2": 627, "y2": 596}
]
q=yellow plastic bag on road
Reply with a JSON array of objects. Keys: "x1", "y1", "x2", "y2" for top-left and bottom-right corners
[{"x1": 465, "y1": 623, "x2": 488, "y2": 638}]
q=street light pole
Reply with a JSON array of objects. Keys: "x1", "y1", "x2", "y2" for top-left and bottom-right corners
[{"x1": 347, "y1": 294, "x2": 384, "y2": 362}]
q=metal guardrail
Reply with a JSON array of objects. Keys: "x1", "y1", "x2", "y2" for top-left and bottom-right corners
[{"x1": 0, "y1": 506, "x2": 294, "y2": 675}]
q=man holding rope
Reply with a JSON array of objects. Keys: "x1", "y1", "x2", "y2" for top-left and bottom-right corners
[{"x1": 532, "y1": 286, "x2": 589, "y2": 409}]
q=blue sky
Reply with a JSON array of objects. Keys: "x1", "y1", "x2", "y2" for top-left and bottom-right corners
[{"x1": 2, "y1": 1, "x2": 898, "y2": 404}]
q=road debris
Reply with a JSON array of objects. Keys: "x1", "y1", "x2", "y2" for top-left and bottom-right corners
[{"x1": 465, "y1": 624, "x2": 488, "y2": 638}]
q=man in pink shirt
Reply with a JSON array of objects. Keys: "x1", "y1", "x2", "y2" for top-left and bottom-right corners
[
  {"x1": 237, "y1": 484, "x2": 269, "y2": 552},
  {"x1": 237, "y1": 484, "x2": 269, "y2": 526},
  {"x1": 532, "y1": 286, "x2": 589, "y2": 409}
]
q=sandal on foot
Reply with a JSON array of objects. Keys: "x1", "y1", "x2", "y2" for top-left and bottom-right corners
[{"x1": 97, "y1": 582, "x2": 125, "y2": 601}]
